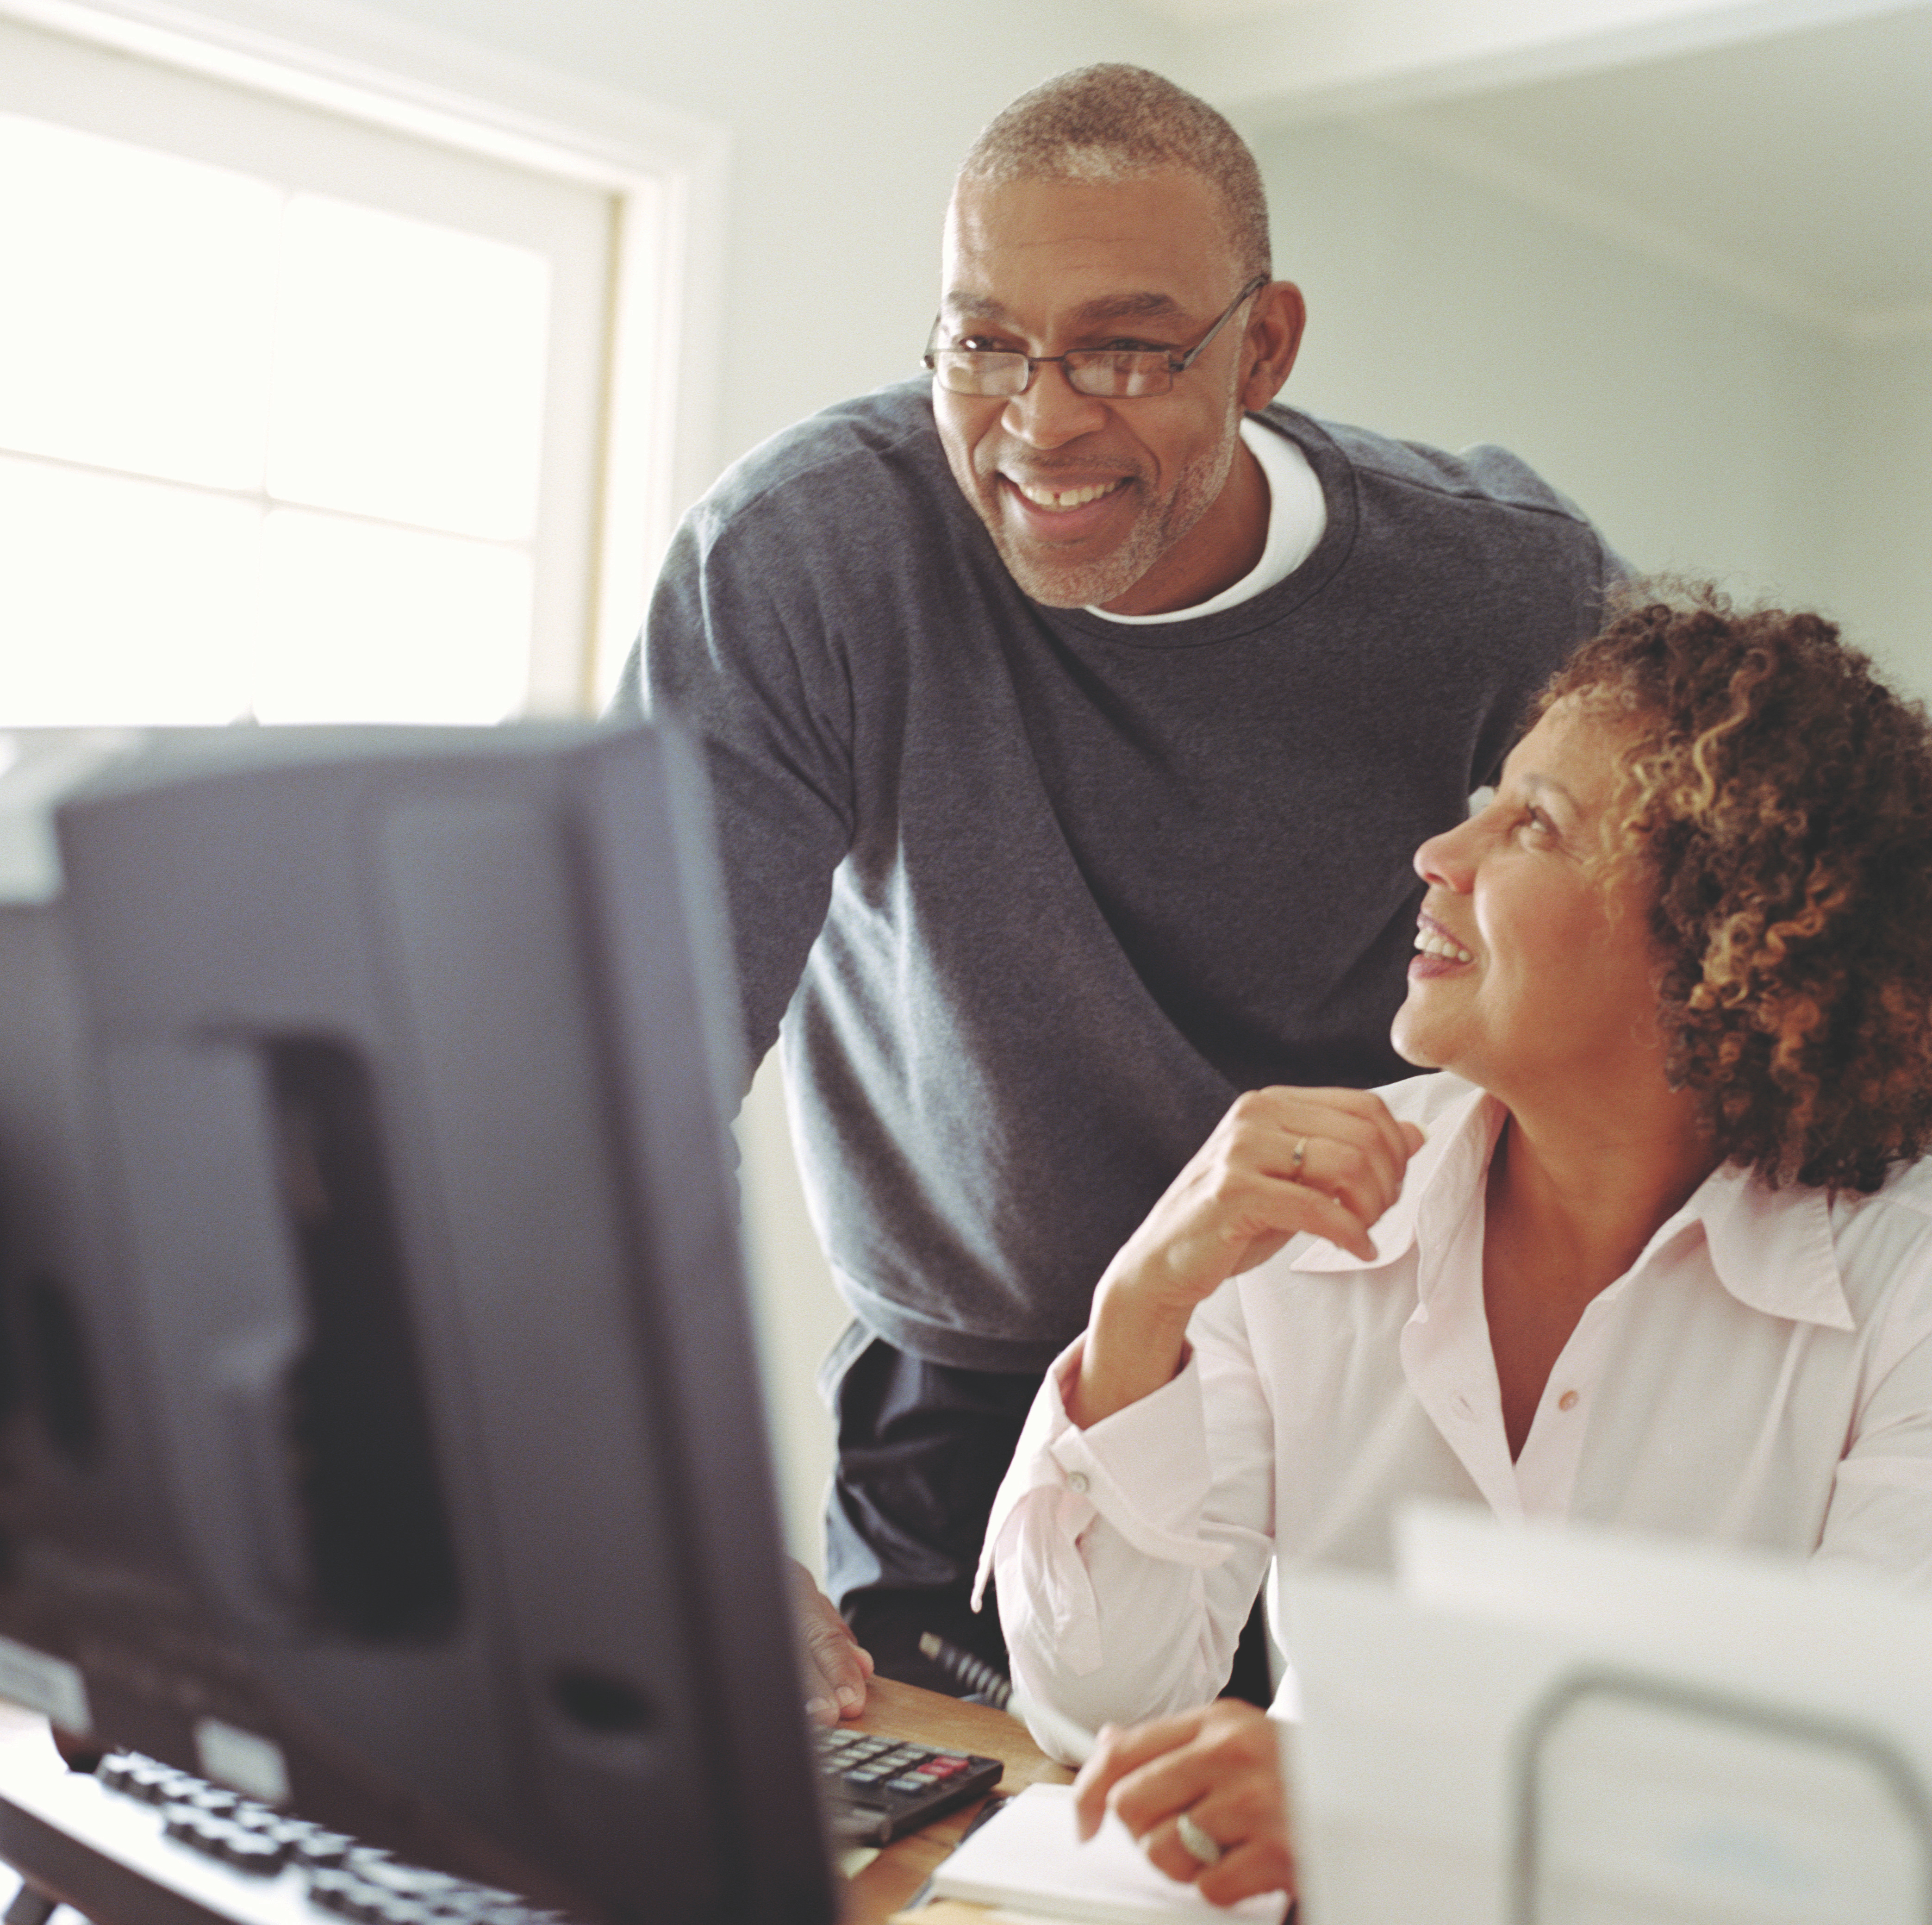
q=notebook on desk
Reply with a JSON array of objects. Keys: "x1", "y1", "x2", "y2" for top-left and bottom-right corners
[{"x1": 925, "y1": 1784, "x2": 1289, "y2": 1925}]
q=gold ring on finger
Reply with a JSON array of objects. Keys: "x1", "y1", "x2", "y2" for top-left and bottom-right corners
[{"x1": 1290, "y1": 1136, "x2": 1308, "y2": 1175}]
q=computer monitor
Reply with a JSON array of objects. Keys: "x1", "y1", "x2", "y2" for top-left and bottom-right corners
[{"x1": 0, "y1": 722, "x2": 835, "y2": 1925}]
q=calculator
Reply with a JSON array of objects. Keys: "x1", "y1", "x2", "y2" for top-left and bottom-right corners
[{"x1": 813, "y1": 1726, "x2": 1003, "y2": 1845}]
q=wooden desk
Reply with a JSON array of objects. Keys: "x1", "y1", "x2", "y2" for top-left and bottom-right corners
[{"x1": 840, "y1": 1678, "x2": 1072, "y2": 1925}]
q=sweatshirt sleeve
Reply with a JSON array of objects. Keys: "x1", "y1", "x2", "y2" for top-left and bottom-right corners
[
  {"x1": 610, "y1": 500, "x2": 857, "y2": 1081},
  {"x1": 978, "y1": 1287, "x2": 1278, "y2": 1750}
]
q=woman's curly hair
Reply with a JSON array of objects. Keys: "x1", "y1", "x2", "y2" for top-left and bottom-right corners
[{"x1": 1542, "y1": 587, "x2": 1932, "y2": 1193}]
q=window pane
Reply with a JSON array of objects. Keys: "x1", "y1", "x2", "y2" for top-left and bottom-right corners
[
  {"x1": 268, "y1": 197, "x2": 551, "y2": 542},
  {"x1": 0, "y1": 114, "x2": 279, "y2": 491},
  {"x1": 254, "y1": 509, "x2": 533, "y2": 724},
  {"x1": 0, "y1": 455, "x2": 260, "y2": 725}
]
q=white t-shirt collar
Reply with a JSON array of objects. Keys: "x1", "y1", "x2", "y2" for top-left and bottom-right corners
[{"x1": 1083, "y1": 416, "x2": 1327, "y2": 626}]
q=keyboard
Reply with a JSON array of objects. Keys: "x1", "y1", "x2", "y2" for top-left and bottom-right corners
[
  {"x1": 0, "y1": 1726, "x2": 567, "y2": 1925},
  {"x1": 0, "y1": 1718, "x2": 1001, "y2": 1925},
  {"x1": 813, "y1": 1726, "x2": 1002, "y2": 1846}
]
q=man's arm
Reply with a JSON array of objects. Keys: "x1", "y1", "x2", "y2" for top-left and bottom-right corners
[{"x1": 609, "y1": 506, "x2": 857, "y2": 1075}]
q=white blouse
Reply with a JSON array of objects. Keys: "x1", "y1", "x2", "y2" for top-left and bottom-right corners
[{"x1": 977, "y1": 1073, "x2": 1932, "y2": 1738}]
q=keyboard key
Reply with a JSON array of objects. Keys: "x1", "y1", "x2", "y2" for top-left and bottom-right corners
[
  {"x1": 308, "y1": 1869, "x2": 362, "y2": 1917},
  {"x1": 162, "y1": 1808, "x2": 239, "y2": 1855},
  {"x1": 287, "y1": 1825, "x2": 359, "y2": 1867},
  {"x1": 218, "y1": 1831, "x2": 291, "y2": 1875},
  {"x1": 356, "y1": 1860, "x2": 471, "y2": 1898}
]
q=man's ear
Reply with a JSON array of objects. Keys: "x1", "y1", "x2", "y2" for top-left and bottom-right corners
[{"x1": 1240, "y1": 281, "x2": 1306, "y2": 411}]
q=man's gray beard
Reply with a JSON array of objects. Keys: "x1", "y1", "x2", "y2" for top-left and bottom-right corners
[{"x1": 996, "y1": 424, "x2": 1242, "y2": 611}]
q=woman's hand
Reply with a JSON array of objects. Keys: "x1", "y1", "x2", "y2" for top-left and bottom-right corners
[
  {"x1": 1072, "y1": 1700, "x2": 1295, "y2": 1907},
  {"x1": 1071, "y1": 1087, "x2": 1424, "y2": 1425}
]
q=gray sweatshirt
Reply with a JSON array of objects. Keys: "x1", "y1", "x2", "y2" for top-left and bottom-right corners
[{"x1": 617, "y1": 379, "x2": 1617, "y2": 1373}]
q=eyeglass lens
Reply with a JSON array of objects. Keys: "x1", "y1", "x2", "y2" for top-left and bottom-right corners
[{"x1": 929, "y1": 352, "x2": 1173, "y2": 399}]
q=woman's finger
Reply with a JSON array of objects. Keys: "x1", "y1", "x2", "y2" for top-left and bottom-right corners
[
  {"x1": 1106, "y1": 1744, "x2": 1229, "y2": 1844},
  {"x1": 1240, "y1": 1084, "x2": 1416, "y2": 1174},
  {"x1": 1223, "y1": 1089, "x2": 1422, "y2": 1231},
  {"x1": 1194, "y1": 1837, "x2": 1298, "y2": 1907},
  {"x1": 1234, "y1": 1176, "x2": 1377, "y2": 1266},
  {"x1": 1140, "y1": 1810, "x2": 1225, "y2": 1887},
  {"x1": 1253, "y1": 1096, "x2": 1421, "y2": 1221},
  {"x1": 1138, "y1": 1805, "x2": 1296, "y2": 1904},
  {"x1": 1270, "y1": 1131, "x2": 1400, "y2": 1234},
  {"x1": 1071, "y1": 1710, "x2": 1211, "y2": 1838}
]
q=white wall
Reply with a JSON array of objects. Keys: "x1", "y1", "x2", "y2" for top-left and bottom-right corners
[
  {"x1": 1251, "y1": 119, "x2": 1842, "y2": 625},
  {"x1": 1832, "y1": 332, "x2": 1932, "y2": 694},
  {"x1": 1247, "y1": 118, "x2": 1932, "y2": 700},
  {"x1": 735, "y1": 1054, "x2": 847, "y2": 1577}
]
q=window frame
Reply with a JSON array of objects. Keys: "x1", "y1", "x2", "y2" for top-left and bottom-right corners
[{"x1": 0, "y1": 0, "x2": 728, "y2": 714}]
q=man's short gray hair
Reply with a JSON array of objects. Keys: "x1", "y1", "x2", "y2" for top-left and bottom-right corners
[{"x1": 958, "y1": 65, "x2": 1271, "y2": 284}]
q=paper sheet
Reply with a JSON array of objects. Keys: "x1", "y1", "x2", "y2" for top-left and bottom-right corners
[{"x1": 928, "y1": 1784, "x2": 1289, "y2": 1925}]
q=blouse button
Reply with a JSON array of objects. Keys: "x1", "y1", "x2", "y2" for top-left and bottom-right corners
[
  {"x1": 1558, "y1": 1389, "x2": 1580, "y2": 1412},
  {"x1": 1067, "y1": 1471, "x2": 1090, "y2": 1494}
]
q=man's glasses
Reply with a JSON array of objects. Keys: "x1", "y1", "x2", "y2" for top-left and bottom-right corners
[{"x1": 924, "y1": 275, "x2": 1268, "y2": 400}]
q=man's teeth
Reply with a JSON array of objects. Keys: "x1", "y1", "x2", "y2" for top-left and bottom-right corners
[
  {"x1": 1013, "y1": 479, "x2": 1120, "y2": 509},
  {"x1": 1415, "y1": 928, "x2": 1473, "y2": 963}
]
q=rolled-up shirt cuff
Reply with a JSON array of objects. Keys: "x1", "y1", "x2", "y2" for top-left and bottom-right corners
[{"x1": 973, "y1": 1335, "x2": 1230, "y2": 1610}]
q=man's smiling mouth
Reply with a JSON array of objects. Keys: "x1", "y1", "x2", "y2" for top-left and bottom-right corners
[{"x1": 1005, "y1": 477, "x2": 1130, "y2": 511}]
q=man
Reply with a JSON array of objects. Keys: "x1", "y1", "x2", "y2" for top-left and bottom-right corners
[{"x1": 613, "y1": 65, "x2": 1618, "y2": 1717}]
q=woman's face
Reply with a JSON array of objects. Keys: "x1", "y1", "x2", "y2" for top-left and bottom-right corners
[{"x1": 1392, "y1": 697, "x2": 1664, "y2": 1104}]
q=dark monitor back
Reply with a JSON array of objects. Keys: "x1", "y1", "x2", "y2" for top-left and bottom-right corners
[{"x1": 0, "y1": 723, "x2": 835, "y2": 1925}]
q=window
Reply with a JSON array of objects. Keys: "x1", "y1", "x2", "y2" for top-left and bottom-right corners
[{"x1": 0, "y1": 2, "x2": 717, "y2": 724}]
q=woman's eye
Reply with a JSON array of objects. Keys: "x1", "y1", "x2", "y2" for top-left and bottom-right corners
[{"x1": 1518, "y1": 807, "x2": 1556, "y2": 842}]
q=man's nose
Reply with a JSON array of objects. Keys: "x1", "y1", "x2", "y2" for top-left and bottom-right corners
[{"x1": 1000, "y1": 361, "x2": 1108, "y2": 448}]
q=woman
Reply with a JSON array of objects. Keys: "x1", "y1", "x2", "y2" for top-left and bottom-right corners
[{"x1": 976, "y1": 592, "x2": 1932, "y2": 1904}]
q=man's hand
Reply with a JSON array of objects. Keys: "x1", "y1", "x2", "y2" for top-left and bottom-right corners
[
  {"x1": 1072, "y1": 1700, "x2": 1294, "y2": 1907},
  {"x1": 1072, "y1": 1087, "x2": 1425, "y2": 1425},
  {"x1": 787, "y1": 1560, "x2": 873, "y2": 1725}
]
